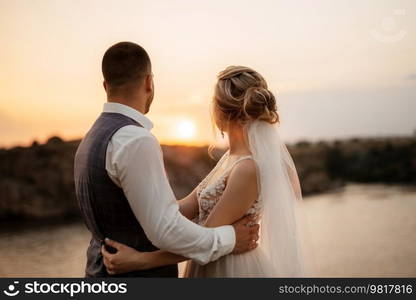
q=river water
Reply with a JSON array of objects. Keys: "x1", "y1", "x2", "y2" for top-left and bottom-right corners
[{"x1": 0, "y1": 184, "x2": 415, "y2": 277}]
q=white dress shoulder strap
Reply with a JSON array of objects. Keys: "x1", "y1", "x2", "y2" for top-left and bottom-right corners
[{"x1": 225, "y1": 155, "x2": 253, "y2": 174}]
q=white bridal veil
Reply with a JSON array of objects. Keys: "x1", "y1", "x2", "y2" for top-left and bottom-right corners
[{"x1": 246, "y1": 120, "x2": 313, "y2": 277}]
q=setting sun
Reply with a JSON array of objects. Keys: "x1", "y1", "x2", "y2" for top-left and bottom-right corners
[{"x1": 177, "y1": 119, "x2": 196, "y2": 139}]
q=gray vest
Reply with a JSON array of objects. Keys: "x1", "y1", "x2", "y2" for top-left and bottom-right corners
[{"x1": 74, "y1": 112, "x2": 178, "y2": 277}]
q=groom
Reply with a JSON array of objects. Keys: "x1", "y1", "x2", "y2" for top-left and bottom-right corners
[{"x1": 74, "y1": 41, "x2": 259, "y2": 277}]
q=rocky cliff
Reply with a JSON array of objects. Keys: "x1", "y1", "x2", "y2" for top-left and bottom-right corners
[{"x1": 0, "y1": 136, "x2": 415, "y2": 221}]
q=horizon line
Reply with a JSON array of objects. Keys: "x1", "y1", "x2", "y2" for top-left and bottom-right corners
[{"x1": 1, "y1": 133, "x2": 415, "y2": 151}]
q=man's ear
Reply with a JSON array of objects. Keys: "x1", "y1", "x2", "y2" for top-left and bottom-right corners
[
  {"x1": 145, "y1": 74, "x2": 153, "y2": 92},
  {"x1": 103, "y1": 81, "x2": 107, "y2": 92}
]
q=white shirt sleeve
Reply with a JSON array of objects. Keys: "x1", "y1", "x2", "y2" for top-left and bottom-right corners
[{"x1": 106, "y1": 127, "x2": 236, "y2": 265}]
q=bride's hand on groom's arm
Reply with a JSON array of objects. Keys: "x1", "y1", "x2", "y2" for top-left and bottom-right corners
[
  {"x1": 101, "y1": 238, "x2": 188, "y2": 275},
  {"x1": 101, "y1": 238, "x2": 153, "y2": 275}
]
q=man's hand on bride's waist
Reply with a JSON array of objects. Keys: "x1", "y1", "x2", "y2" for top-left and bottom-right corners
[{"x1": 231, "y1": 214, "x2": 260, "y2": 254}]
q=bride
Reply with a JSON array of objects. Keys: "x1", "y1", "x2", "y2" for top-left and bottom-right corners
[{"x1": 101, "y1": 66, "x2": 309, "y2": 277}]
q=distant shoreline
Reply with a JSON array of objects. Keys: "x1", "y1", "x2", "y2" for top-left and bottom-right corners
[
  {"x1": 0, "y1": 215, "x2": 82, "y2": 234},
  {"x1": 2, "y1": 183, "x2": 416, "y2": 234},
  {"x1": 0, "y1": 135, "x2": 415, "y2": 222},
  {"x1": 1, "y1": 133, "x2": 415, "y2": 151}
]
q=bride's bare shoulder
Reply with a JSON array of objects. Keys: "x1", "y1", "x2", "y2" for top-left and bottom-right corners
[
  {"x1": 224, "y1": 158, "x2": 259, "y2": 206},
  {"x1": 229, "y1": 158, "x2": 258, "y2": 183}
]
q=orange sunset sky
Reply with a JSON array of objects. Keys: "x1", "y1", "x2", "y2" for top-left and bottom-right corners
[{"x1": 1, "y1": 0, "x2": 415, "y2": 148}]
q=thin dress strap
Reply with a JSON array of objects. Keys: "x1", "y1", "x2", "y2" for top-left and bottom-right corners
[
  {"x1": 199, "y1": 151, "x2": 230, "y2": 187},
  {"x1": 199, "y1": 153, "x2": 253, "y2": 191},
  {"x1": 224, "y1": 155, "x2": 253, "y2": 175}
]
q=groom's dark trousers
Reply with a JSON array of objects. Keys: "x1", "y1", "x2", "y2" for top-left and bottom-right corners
[{"x1": 74, "y1": 112, "x2": 178, "y2": 277}]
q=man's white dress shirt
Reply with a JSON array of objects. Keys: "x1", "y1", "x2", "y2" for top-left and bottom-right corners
[{"x1": 103, "y1": 102, "x2": 235, "y2": 265}]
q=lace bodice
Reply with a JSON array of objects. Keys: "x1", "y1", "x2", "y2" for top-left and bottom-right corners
[{"x1": 195, "y1": 152, "x2": 262, "y2": 225}]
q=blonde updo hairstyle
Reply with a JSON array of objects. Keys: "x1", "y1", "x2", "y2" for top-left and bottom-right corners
[{"x1": 213, "y1": 66, "x2": 279, "y2": 131}]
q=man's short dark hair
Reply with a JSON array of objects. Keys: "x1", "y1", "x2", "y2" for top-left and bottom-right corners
[{"x1": 102, "y1": 42, "x2": 151, "y2": 89}]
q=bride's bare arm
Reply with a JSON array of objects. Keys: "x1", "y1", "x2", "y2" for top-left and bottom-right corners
[
  {"x1": 101, "y1": 187, "x2": 198, "y2": 275},
  {"x1": 101, "y1": 188, "x2": 198, "y2": 275},
  {"x1": 101, "y1": 239, "x2": 188, "y2": 274},
  {"x1": 148, "y1": 160, "x2": 259, "y2": 269},
  {"x1": 101, "y1": 188, "x2": 198, "y2": 274},
  {"x1": 204, "y1": 159, "x2": 259, "y2": 227},
  {"x1": 102, "y1": 216, "x2": 258, "y2": 275},
  {"x1": 101, "y1": 189, "x2": 199, "y2": 275},
  {"x1": 177, "y1": 188, "x2": 199, "y2": 220}
]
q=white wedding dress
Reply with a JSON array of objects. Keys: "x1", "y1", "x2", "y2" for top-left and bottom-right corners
[
  {"x1": 184, "y1": 152, "x2": 274, "y2": 277},
  {"x1": 184, "y1": 121, "x2": 311, "y2": 278}
]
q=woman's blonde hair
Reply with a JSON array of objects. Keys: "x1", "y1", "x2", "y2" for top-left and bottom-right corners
[{"x1": 213, "y1": 66, "x2": 279, "y2": 130}]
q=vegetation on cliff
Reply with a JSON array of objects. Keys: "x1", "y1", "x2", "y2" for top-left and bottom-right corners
[{"x1": 0, "y1": 136, "x2": 415, "y2": 221}]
